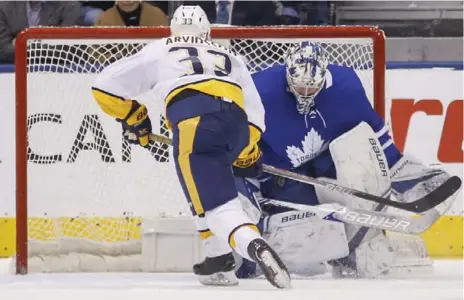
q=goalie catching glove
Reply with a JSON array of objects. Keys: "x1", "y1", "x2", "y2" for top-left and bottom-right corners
[{"x1": 117, "y1": 100, "x2": 152, "y2": 147}]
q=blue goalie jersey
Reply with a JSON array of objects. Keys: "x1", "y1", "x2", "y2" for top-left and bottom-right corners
[{"x1": 252, "y1": 64, "x2": 402, "y2": 180}]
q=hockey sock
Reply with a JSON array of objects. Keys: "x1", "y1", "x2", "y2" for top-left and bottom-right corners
[
  {"x1": 228, "y1": 224, "x2": 262, "y2": 261},
  {"x1": 206, "y1": 197, "x2": 263, "y2": 261}
]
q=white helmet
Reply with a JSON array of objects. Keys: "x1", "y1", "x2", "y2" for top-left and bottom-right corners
[
  {"x1": 170, "y1": 5, "x2": 211, "y2": 40},
  {"x1": 285, "y1": 42, "x2": 329, "y2": 114}
]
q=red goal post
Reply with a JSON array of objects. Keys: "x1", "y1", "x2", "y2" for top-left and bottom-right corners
[{"x1": 15, "y1": 26, "x2": 387, "y2": 274}]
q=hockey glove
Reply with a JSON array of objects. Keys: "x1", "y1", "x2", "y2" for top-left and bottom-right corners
[
  {"x1": 232, "y1": 145, "x2": 263, "y2": 178},
  {"x1": 117, "y1": 100, "x2": 152, "y2": 148}
]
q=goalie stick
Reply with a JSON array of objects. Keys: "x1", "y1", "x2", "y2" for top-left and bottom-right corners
[
  {"x1": 261, "y1": 165, "x2": 461, "y2": 213},
  {"x1": 265, "y1": 199, "x2": 440, "y2": 235},
  {"x1": 147, "y1": 133, "x2": 461, "y2": 213}
]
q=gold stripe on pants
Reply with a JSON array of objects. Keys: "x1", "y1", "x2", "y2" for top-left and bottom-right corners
[{"x1": 177, "y1": 116, "x2": 204, "y2": 215}]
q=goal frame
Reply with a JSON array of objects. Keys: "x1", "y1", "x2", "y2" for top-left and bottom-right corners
[{"x1": 14, "y1": 26, "x2": 386, "y2": 274}]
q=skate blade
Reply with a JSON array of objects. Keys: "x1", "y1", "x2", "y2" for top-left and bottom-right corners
[
  {"x1": 260, "y1": 250, "x2": 292, "y2": 289},
  {"x1": 198, "y1": 271, "x2": 239, "y2": 287}
]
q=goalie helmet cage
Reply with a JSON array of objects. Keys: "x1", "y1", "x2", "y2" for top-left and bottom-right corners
[{"x1": 15, "y1": 26, "x2": 391, "y2": 274}]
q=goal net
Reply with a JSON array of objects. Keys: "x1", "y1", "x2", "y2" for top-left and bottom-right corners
[{"x1": 14, "y1": 26, "x2": 429, "y2": 274}]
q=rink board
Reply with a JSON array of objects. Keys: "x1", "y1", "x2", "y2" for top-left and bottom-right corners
[{"x1": 0, "y1": 215, "x2": 462, "y2": 258}]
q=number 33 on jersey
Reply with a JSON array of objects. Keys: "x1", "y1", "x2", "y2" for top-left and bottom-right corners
[{"x1": 91, "y1": 35, "x2": 265, "y2": 134}]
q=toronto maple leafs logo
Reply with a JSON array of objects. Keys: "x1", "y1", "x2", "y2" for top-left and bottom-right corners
[{"x1": 286, "y1": 128, "x2": 326, "y2": 168}]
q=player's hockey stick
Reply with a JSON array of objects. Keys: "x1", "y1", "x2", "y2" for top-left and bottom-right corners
[
  {"x1": 265, "y1": 199, "x2": 440, "y2": 235},
  {"x1": 147, "y1": 133, "x2": 461, "y2": 214},
  {"x1": 261, "y1": 165, "x2": 461, "y2": 213}
]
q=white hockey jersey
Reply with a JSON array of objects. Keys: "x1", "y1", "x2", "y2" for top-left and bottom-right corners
[{"x1": 91, "y1": 35, "x2": 265, "y2": 133}]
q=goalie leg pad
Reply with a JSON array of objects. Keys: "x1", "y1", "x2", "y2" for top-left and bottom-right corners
[
  {"x1": 262, "y1": 210, "x2": 348, "y2": 277},
  {"x1": 316, "y1": 122, "x2": 391, "y2": 240},
  {"x1": 316, "y1": 122, "x2": 395, "y2": 278},
  {"x1": 331, "y1": 232, "x2": 394, "y2": 278}
]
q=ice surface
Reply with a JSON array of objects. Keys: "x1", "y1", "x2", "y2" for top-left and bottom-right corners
[{"x1": 0, "y1": 259, "x2": 462, "y2": 300}]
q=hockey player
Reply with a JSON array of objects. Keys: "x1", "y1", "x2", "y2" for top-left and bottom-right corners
[
  {"x1": 233, "y1": 42, "x2": 459, "y2": 279},
  {"x1": 91, "y1": 6, "x2": 290, "y2": 289}
]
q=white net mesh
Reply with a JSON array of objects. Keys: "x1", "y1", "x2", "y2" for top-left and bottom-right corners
[{"x1": 21, "y1": 30, "x2": 390, "y2": 272}]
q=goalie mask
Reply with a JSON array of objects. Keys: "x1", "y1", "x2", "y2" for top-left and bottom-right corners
[
  {"x1": 285, "y1": 42, "x2": 329, "y2": 114},
  {"x1": 170, "y1": 5, "x2": 211, "y2": 40}
]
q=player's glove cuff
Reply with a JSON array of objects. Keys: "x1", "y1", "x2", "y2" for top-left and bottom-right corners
[
  {"x1": 232, "y1": 151, "x2": 263, "y2": 178},
  {"x1": 234, "y1": 144, "x2": 261, "y2": 166}
]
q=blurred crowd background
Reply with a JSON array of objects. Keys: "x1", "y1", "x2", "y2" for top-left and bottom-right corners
[{"x1": 0, "y1": 0, "x2": 462, "y2": 64}]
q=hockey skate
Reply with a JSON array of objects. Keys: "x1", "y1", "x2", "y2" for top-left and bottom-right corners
[
  {"x1": 193, "y1": 253, "x2": 239, "y2": 286},
  {"x1": 247, "y1": 239, "x2": 292, "y2": 289}
]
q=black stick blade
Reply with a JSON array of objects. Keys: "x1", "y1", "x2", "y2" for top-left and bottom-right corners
[
  {"x1": 398, "y1": 176, "x2": 462, "y2": 213},
  {"x1": 340, "y1": 176, "x2": 461, "y2": 213}
]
